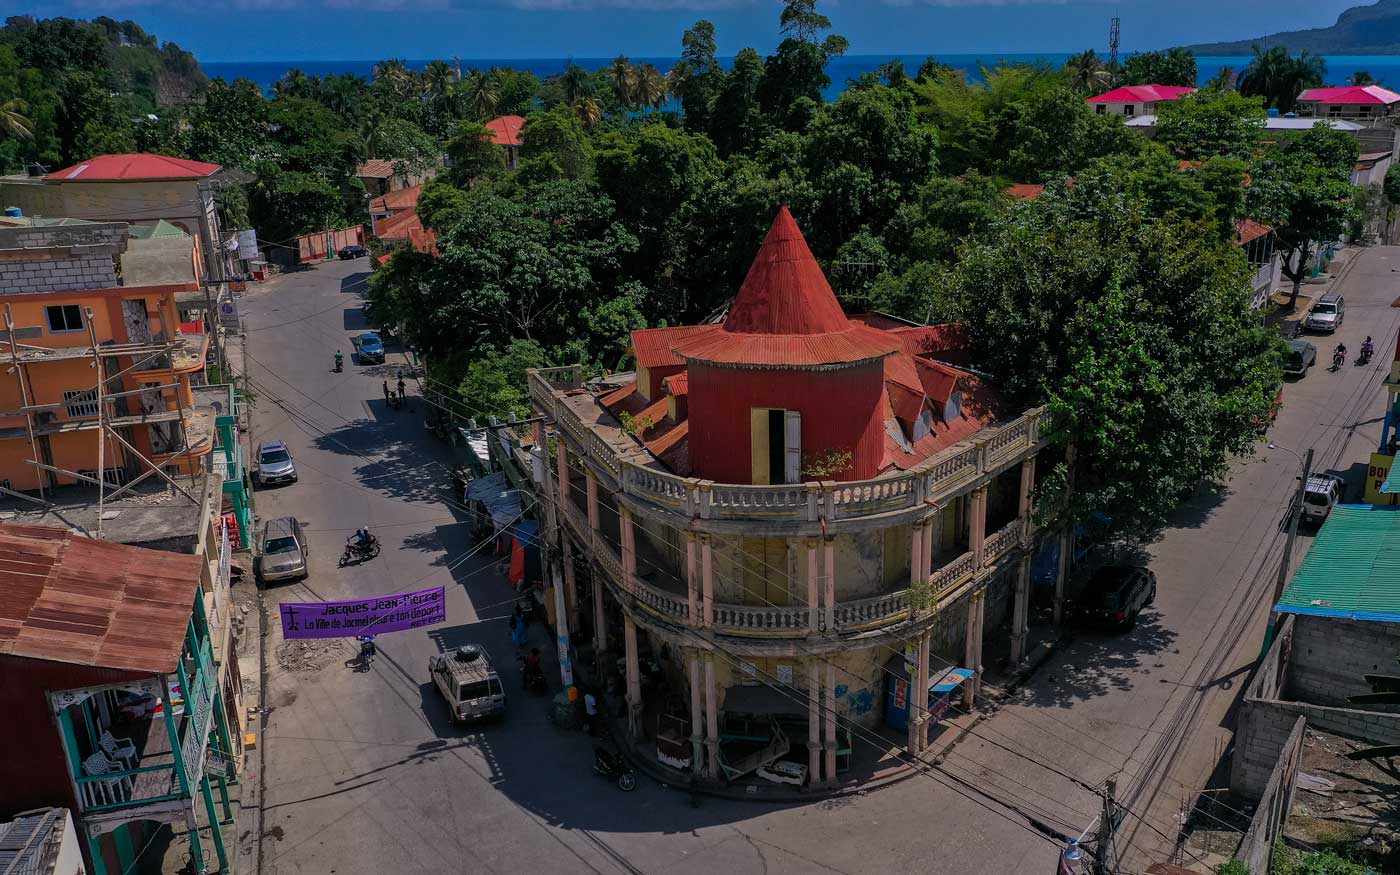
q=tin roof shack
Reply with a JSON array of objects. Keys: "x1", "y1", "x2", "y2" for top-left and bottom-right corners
[
  {"x1": 0, "y1": 522, "x2": 232, "y2": 875},
  {"x1": 1230, "y1": 506, "x2": 1400, "y2": 801},
  {"x1": 0, "y1": 807, "x2": 85, "y2": 875}
]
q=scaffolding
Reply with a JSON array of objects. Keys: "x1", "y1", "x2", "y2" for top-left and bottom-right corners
[{"x1": 1, "y1": 303, "x2": 208, "y2": 537}]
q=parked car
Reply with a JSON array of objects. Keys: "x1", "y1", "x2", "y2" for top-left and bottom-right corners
[
  {"x1": 338, "y1": 245, "x2": 368, "y2": 260},
  {"x1": 429, "y1": 644, "x2": 506, "y2": 723},
  {"x1": 1301, "y1": 474, "x2": 1346, "y2": 525},
  {"x1": 1282, "y1": 340, "x2": 1316, "y2": 376},
  {"x1": 352, "y1": 332, "x2": 385, "y2": 364},
  {"x1": 1303, "y1": 294, "x2": 1345, "y2": 332},
  {"x1": 255, "y1": 517, "x2": 309, "y2": 583},
  {"x1": 255, "y1": 440, "x2": 297, "y2": 486},
  {"x1": 1071, "y1": 565, "x2": 1156, "y2": 631}
]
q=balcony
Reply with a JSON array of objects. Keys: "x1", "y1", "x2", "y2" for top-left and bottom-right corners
[{"x1": 529, "y1": 367, "x2": 1045, "y2": 534}]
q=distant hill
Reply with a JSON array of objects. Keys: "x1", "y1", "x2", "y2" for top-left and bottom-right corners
[{"x1": 1187, "y1": 0, "x2": 1400, "y2": 54}]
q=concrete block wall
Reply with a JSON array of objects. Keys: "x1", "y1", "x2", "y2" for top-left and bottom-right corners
[
  {"x1": 1289, "y1": 615, "x2": 1400, "y2": 709},
  {"x1": 1231, "y1": 697, "x2": 1400, "y2": 798},
  {"x1": 0, "y1": 224, "x2": 126, "y2": 295}
]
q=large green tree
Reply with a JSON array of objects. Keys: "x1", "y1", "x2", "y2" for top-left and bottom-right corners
[
  {"x1": 1119, "y1": 48, "x2": 1197, "y2": 87},
  {"x1": 958, "y1": 168, "x2": 1283, "y2": 539},
  {"x1": 1153, "y1": 90, "x2": 1267, "y2": 162},
  {"x1": 1238, "y1": 46, "x2": 1325, "y2": 114}
]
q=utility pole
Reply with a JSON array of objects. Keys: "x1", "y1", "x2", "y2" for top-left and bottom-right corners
[
  {"x1": 1096, "y1": 777, "x2": 1119, "y2": 874},
  {"x1": 1265, "y1": 447, "x2": 1313, "y2": 651}
]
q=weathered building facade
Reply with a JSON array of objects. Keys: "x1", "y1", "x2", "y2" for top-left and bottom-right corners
[{"x1": 521, "y1": 209, "x2": 1047, "y2": 786}]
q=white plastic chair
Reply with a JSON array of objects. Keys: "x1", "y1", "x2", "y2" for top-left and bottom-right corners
[
  {"x1": 81, "y1": 753, "x2": 132, "y2": 806},
  {"x1": 99, "y1": 730, "x2": 137, "y2": 769}
]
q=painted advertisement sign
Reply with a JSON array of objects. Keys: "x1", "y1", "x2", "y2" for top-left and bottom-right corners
[
  {"x1": 1365, "y1": 452, "x2": 1397, "y2": 505},
  {"x1": 279, "y1": 586, "x2": 446, "y2": 639}
]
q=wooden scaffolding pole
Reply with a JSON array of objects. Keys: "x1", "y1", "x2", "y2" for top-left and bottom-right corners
[
  {"x1": 84, "y1": 309, "x2": 106, "y2": 537},
  {"x1": 3, "y1": 304, "x2": 47, "y2": 500}
]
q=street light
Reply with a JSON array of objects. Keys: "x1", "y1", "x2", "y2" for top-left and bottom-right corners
[{"x1": 1264, "y1": 442, "x2": 1314, "y2": 653}]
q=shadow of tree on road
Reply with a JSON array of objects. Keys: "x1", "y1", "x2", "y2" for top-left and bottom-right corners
[{"x1": 1016, "y1": 615, "x2": 1179, "y2": 710}]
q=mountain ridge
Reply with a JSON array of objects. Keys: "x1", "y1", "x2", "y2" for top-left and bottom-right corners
[{"x1": 1187, "y1": 0, "x2": 1400, "y2": 55}]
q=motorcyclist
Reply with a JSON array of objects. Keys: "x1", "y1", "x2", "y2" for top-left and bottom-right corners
[
  {"x1": 334, "y1": 349, "x2": 344, "y2": 370},
  {"x1": 524, "y1": 647, "x2": 542, "y2": 675},
  {"x1": 1362, "y1": 336, "x2": 1375, "y2": 360},
  {"x1": 354, "y1": 526, "x2": 373, "y2": 548},
  {"x1": 1334, "y1": 343, "x2": 1347, "y2": 364}
]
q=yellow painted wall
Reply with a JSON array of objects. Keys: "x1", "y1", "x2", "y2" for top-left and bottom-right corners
[{"x1": 1365, "y1": 452, "x2": 1397, "y2": 505}]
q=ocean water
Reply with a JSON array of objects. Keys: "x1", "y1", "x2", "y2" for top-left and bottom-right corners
[{"x1": 203, "y1": 54, "x2": 1400, "y2": 100}]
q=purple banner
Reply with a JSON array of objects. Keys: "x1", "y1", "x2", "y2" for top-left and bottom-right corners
[{"x1": 279, "y1": 586, "x2": 446, "y2": 639}]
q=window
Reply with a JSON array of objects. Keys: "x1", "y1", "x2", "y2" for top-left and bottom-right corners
[
  {"x1": 1122, "y1": 104, "x2": 1135, "y2": 117},
  {"x1": 63, "y1": 389, "x2": 99, "y2": 418},
  {"x1": 1329, "y1": 105, "x2": 1342, "y2": 117},
  {"x1": 1358, "y1": 106, "x2": 1373, "y2": 117},
  {"x1": 749, "y1": 408, "x2": 801, "y2": 484},
  {"x1": 1095, "y1": 104, "x2": 1105, "y2": 115},
  {"x1": 77, "y1": 467, "x2": 128, "y2": 487},
  {"x1": 45, "y1": 305, "x2": 83, "y2": 333}
]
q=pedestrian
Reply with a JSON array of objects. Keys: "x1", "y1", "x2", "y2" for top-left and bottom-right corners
[
  {"x1": 382, "y1": 380, "x2": 391, "y2": 403},
  {"x1": 397, "y1": 374, "x2": 406, "y2": 399},
  {"x1": 583, "y1": 688, "x2": 599, "y2": 736}
]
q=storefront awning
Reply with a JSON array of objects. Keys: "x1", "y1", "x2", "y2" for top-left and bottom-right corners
[
  {"x1": 722, "y1": 684, "x2": 810, "y2": 717},
  {"x1": 464, "y1": 472, "x2": 522, "y2": 531},
  {"x1": 930, "y1": 668, "x2": 974, "y2": 694}
]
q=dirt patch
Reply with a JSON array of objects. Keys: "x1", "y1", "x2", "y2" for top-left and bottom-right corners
[{"x1": 275, "y1": 638, "x2": 349, "y2": 674}]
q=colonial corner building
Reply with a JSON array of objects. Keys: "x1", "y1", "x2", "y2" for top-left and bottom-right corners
[{"x1": 514, "y1": 208, "x2": 1048, "y2": 786}]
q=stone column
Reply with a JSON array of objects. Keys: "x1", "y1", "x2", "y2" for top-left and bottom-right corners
[
  {"x1": 688, "y1": 649, "x2": 704, "y2": 773},
  {"x1": 685, "y1": 531, "x2": 698, "y2": 627},
  {"x1": 556, "y1": 436, "x2": 570, "y2": 508},
  {"x1": 807, "y1": 660, "x2": 822, "y2": 782},
  {"x1": 910, "y1": 520, "x2": 925, "y2": 589},
  {"x1": 823, "y1": 661, "x2": 838, "y2": 783},
  {"x1": 823, "y1": 537, "x2": 836, "y2": 631},
  {"x1": 1010, "y1": 553, "x2": 1031, "y2": 664},
  {"x1": 963, "y1": 590, "x2": 981, "y2": 708},
  {"x1": 562, "y1": 538, "x2": 578, "y2": 633},
  {"x1": 1018, "y1": 455, "x2": 1036, "y2": 522},
  {"x1": 921, "y1": 517, "x2": 935, "y2": 576},
  {"x1": 1054, "y1": 525, "x2": 1071, "y2": 628},
  {"x1": 704, "y1": 652, "x2": 720, "y2": 778},
  {"x1": 806, "y1": 538, "x2": 820, "y2": 633},
  {"x1": 620, "y1": 506, "x2": 636, "y2": 595},
  {"x1": 586, "y1": 472, "x2": 600, "y2": 531},
  {"x1": 917, "y1": 631, "x2": 932, "y2": 750},
  {"x1": 970, "y1": 486, "x2": 988, "y2": 568},
  {"x1": 593, "y1": 566, "x2": 608, "y2": 655},
  {"x1": 624, "y1": 614, "x2": 641, "y2": 738},
  {"x1": 700, "y1": 534, "x2": 715, "y2": 628},
  {"x1": 973, "y1": 590, "x2": 986, "y2": 701}
]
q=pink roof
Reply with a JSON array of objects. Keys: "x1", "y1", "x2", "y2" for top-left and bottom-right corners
[
  {"x1": 1086, "y1": 85, "x2": 1197, "y2": 104},
  {"x1": 484, "y1": 115, "x2": 526, "y2": 147},
  {"x1": 47, "y1": 153, "x2": 221, "y2": 182},
  {"x1": 672, "y1": 207, "x2": 899, "y2": 368},
  {"x1": 1298, "y1": 85, "x2": 1400, "y2": 105}
]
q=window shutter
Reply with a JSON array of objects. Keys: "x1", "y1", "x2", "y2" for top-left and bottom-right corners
[{"x1": 783, "y1": 410, "x2": 801, "y2": 484}]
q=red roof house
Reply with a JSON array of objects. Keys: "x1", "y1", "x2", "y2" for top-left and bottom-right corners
[
  {"x1": 1086, "y1": 85, "x2": 1196, "y2": 118},
  {"x1": 597, "y1": 207, "x2": 1006, "y2": 483},
  {"x1": 1298, "y1": 85, "x2": 1400, "y2": 106},
  {"x1": 484, "y1": 115, "x2": 526, "y2": 147},
  {"x1": 46, "y1": 153, "x2": 221, "y2": 182}
]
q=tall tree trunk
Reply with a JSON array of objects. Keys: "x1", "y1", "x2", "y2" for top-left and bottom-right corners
[{"x1": 1286, "y1": 242, "x2": 1311, "y2": 311}]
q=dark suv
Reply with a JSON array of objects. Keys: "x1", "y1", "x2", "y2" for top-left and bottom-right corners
[{"x1": 1072, "y1": 565, "x2": 1156, "y2": 631}]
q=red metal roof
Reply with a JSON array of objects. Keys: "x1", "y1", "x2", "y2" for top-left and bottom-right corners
[
  {"x1": 47, "y1": 153, "x2": 221, "y2": 182},
  {"x1": 1086, "y1": 85, "x2": 1196, "y2": 104},
  {"x1": 1006, "y1": 183, "x2": 1046, "y2": 200},
  {"x1": 672, "y1": 208, "x2": 899, "y2": 368},
  {"x1": 663, "y1": 372, "x2": 688, "y2": 396},
  {"x1": 0, "y1": 523, "x2": 202, "y2": 674},
  {"x1": 883, "y1": 370, "x2": 1005, "y2": 470},
  {"x1": 631, "y1": 325, "x2": 720, "y2": 369},
  {"x1": 1298, "y1": 85, "x2": 1400, "y2": 105},
  {"x1": 1236, "y1": 219, "x2": 1272, "y2": 245},
  {"x1": 357, "y1": 159, "x2": 398, "y2": 179},
  {"x1": 485, "y1": 115, "x2": 526, "y2": 147},
  {"x1": 375, "y1": 209, "x2": 423, "y2": 241},
  {"x1": 371, "y1": 184, "x2": 422, "y2": 215}
]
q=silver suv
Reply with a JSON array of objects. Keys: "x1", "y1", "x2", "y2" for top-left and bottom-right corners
[
  {"x1": 255, "y1": 440, "x2": 297, "y2": 486},
  {"x1": 1304, "y1": 294, "x2": 1345, "y2": 333},
  {"x1": 1301, "y1": 475, "x2": 1346, "y2": 525},
  {"x1": 256, "y1": 517, "x2": 309, "y2": 583}
]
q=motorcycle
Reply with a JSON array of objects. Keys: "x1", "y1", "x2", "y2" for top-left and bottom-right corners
[
  {"x1": 1359, "y1": 344, "x2": 1374, "y2": 366},
  {"x1": 339, "y1": 533, "x2": 382, "y2": 566},
  {"x1": 593, "y1": 745, "x2": 637, "y2": 791},
  {"x1": 520, "y1": 657, "x2": 547, "y2": 694},
  {"x1": 356, "y1": 635, "x2": 377, "y2": 668},
  {"x1": 333, "y1": 356, "x2": 344, "y2": 373},
  {"x1": 426, "y1": 415, "x2": 451, "y2": 441},
  {"x1": 1331, "y1": 350, "x2": 1345, "y2": 371}
]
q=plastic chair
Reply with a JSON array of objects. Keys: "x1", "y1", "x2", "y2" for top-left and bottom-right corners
[
  {"x1": 99, "y1": 730, "x2": 137, "y2": 769},
  {"x1": 81, "y1": 753, "x2": 132, "y2": 806}
]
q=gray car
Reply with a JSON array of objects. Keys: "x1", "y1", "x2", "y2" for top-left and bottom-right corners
[
  {"x1": 1283, "y1": 339, "x2": 1316, "y2": 376},
  {"x1": 1303, "y1": 294, "x2": 1345, "y2": 332},
  {"x1": 256, "y1": 517, "x2": 309, "y2": 583},
  {"x1": 255, "y1": 440, "x2": 297, "y2": 486}
]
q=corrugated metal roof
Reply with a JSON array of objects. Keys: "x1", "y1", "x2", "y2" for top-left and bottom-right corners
[
  {"x1": 1299, "y1": 85, "x2": 1400, "y2": 105},
  {"x1": 1276, "y1": 505, "x2": 1400, "y2": 622},
  {"x1": 485, "y1": 115, "x2": 526, "y2": 147},
  {"x1": 672, "y1": 208, "x2": 900, "y2": 368},
  {"x1": 0, "y1": 807, "x2": 65, "y2": 875},
  {"x1": 0, "y1": 522, "x2": 202, "y2": 673},
  {"x1": 1086, "y1": 84, "x2": 1196, "y2": 104},
  {"x1": 663, "y1": 372, "x2": 688, "y2": 396},
  {"x1": 371, "y1": 184, "x2": 422, "y2": 215},
  {"x1": 357, "y1": 159, "x2": 398, "y2": 179},
  {"x1": 630, "y1": 325, "x2": 719, "y2": 369},
  {"x1": 46, "y1": 153, "x2": 220, "y2": 182}
]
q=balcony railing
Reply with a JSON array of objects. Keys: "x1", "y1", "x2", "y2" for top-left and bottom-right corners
[
  {"x1": 76, "y1": 762, "x2": 181, "y2": 813},
  {"x1": 528, "y1": 368, "x2": 1044, "y2": 528},
  {"x1": 833, "y1": 589, "x2": 910, "y2": 632},
  {"x1": 713, "y1": 602, "x2": 808, "y2": 634},
  {"x1": 179, "y1": 638, "x2": 218, "y2": 786},
  {"x1": 930, "y1": 550, "x2": 977, "y2": 599},
  {"x1": 982, "y1": 520, "x2": 1022, "y2": 567},
  {"x1": 632, "y1": 576, "x2": 691, "y2": 624}
]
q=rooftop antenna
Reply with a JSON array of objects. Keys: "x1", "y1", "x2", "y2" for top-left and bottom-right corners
[{"x1": 1108, "y1": 16, "x2": 1121, "y2": 84}]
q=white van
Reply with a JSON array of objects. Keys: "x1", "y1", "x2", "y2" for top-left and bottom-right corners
[{"x1": 429, "y1": 645, "x2": 506, "y2": 723}]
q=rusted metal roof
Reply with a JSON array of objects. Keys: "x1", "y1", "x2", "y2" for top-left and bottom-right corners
[
  {"x1": 672, "y1": 208, "x2": 899, "y2": 368},
  {"x1": 485, "y1": 115, "x2": 526, "y2": 147},
  {"x1": 663, "y1": 372, "x2": 688, "y2": 396},
  {"x1": 0, "y1": 523, "x2": 201, "y2": 674},
  {"x1": 1236, "y1": 219, "x2": 1272, "y2": 246},
  {"x1": 630, "y1": 325, "x2": 719, "y2": 369}
]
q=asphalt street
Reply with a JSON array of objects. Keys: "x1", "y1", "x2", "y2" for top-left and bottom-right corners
[
  {"x1": 942, "y1": 245, "x2": 1400, "y2": 871},
  {"x1": 241, "y1": 257, "x2": 1057, "y2": 875}
]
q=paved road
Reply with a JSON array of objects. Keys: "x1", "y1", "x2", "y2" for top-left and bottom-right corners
[
  {"x1": 242, "y1": 258, "x2": 1056, "y2": 875},
  {"x1": 943, "y1": 245, "x2": 1400, "y2": 870}
]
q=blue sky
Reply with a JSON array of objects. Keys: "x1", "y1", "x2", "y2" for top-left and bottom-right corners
[{"x1": 16, "y1": 0, "x2": 1360, "y2": 61}]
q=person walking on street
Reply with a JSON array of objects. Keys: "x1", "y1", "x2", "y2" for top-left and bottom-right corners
[
  {"x1": 583, "y1": 689, "x2": 599, "y2": 736},
  {"x1": 382, "y1": 380, "x2": 391, "y2": 403},
  {"x1": 396, "y1": 372, "x2": 406, "y2": 404}
]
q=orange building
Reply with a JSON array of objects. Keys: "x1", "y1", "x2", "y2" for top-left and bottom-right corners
[{"x1": 0, "y1": 220, "x2": 212, "y2": 495}]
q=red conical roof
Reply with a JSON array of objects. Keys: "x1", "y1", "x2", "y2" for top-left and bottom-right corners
[{"x1": 673, "y1": 208, "x2": 899, "y2": 368}]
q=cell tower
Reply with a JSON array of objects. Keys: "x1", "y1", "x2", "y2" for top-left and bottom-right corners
[{"x1": 1108, "y1": 17, "x2": 1120, "y2": 83}]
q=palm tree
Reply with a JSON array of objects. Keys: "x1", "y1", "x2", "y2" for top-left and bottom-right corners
[
  {"x1": 1206, "y1": 66, "x2": 1238, "y2": 92},
  {"x1": 0, "y1": 98, "x2": 34, "y2": 142},
  {"x1": 462, "y1": 70, "x2": 499, "y2": 119},
  {"x1": 1239, "y1": 45, "x2": 1326, "y2": 114},
  {"x1": 374, "y1": 58, "x2": 414, "y2": 100},
  {"x1": 609, "y1": 56, "x2": 636, "y2": 112},
  {"x1": 574, "y1": 97, "x2": 602, "y2": 128},
  {"x1": 273, "y1": 69, "x2": 314, "y2": 100},
  {"x1": 634, "y1": 64, "x2": 667, "y2": 114},
  {"x1": 560, "y1": 62, "x2": 592, "y2": 105},
  {"x1": 360, "y1": 109, "x2": 388, "y2": 159},
  {"x1": 1351, "y1": 70, "x2": 1378, "y2": 87},
  {"x1": 422, "y1": 60, "x2": 458, "y2": 102},
  {"x1": 1063, "y1": 50, "x2": 1111, "y2": 95}
]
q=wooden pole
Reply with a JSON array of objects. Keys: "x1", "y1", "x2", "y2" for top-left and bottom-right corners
[
  {"x1": 4, "y1": 304, "x2": 46, "y2": 498},
  {"x1": 85, "y1": 309, "x2": 105, "y2": 537}
]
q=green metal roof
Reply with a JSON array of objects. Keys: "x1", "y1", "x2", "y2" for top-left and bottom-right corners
[
  {"x1": 1276, "y1": 504, "x2": 1400, "y2": 623},
  {"x1": 127, "y1": 219, "x2": 189, "y2": 239}
]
